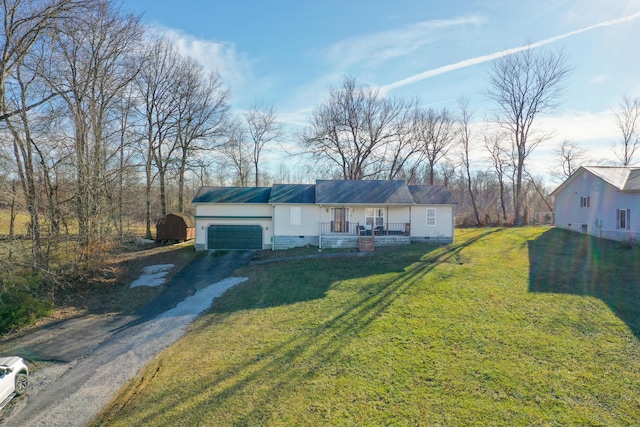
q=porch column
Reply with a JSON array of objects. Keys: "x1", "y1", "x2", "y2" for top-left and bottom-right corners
[{"x1": 319, "y1": 205, "x2": 323, "y2": 249}]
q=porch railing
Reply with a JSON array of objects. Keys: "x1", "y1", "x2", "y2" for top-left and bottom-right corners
[
  {"x1": 320, "y1": 222, "x2": 410, "y2": 236},
  {"x1": 321, "y1": 221, "x2": 359, "y2": 236}
]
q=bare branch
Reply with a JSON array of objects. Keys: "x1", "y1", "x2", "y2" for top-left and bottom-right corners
[
  {"x1": 613, "y1": 94, "x2": 640, "y2": 166},
  {"x1": 485, "y1": 45, "x2": 572, "y2": 225}
]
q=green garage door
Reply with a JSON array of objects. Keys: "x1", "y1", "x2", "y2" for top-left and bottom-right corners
[{"x1": 208, "y1": 225, "x2": 263, "y2": 250}]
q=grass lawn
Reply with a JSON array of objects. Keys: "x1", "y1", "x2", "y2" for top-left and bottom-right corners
[{"x1": 95, "y1": 227, "x2": 640, "y2": 426}]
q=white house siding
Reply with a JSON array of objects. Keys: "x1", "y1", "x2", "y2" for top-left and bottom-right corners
[
  {"x1": 272, "y1": 205, "x2": 321, "y2": 249},
  {"x1": 554, "y1": 172, "x2": 640, "y2": 242},
  {"x1": 194, "y1": 203, "x2": 273, "y2": 250},
  {"x1": 410, "y1": 205, "x2": 455, "y2": 244}
]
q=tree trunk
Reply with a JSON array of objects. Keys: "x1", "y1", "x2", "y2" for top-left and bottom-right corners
[
  {"x1": 145, "y1": 139, "x2": 154, "y2": 240},
  {"x1": 465, "y1": 165, "x2": 481, "y2": 225}
]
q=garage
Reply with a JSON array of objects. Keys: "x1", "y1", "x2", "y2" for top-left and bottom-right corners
[{"x1": 207, "y1": 224, "x2": 263, "y2": 250}]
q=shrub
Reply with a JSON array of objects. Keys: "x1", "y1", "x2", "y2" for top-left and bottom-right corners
[{"x1": 0, "y1": 271, "x2": 53, "y2": 334}]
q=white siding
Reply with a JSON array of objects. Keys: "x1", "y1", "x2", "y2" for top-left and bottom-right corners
[
  {"x1": 195, "y1": 204, "x2": 272, "y2": 217},
  {"x1": 554, "y1": 171, "x2": 640, "y2": 242},
  {"x1": 273, "y1": 205, "x2": 320, "y2": 236},
  {"x1": 194, "y1": 203, "x2": 273, "y2": 250},
  {"x1": 410, "y1": 205, "x2": 454, "y2": 240}
]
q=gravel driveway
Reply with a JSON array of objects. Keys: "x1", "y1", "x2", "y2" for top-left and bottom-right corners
[{"x1": 0, "y1": 251, "x2": 253, "y2": 426}]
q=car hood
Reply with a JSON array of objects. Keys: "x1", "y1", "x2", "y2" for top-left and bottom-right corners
[{"x1": 0, "y1": 356, "x2": 24, "y2": 368}]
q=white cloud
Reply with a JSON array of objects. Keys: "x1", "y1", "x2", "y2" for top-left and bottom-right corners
[
  {"x1": 589, "y1": 74, "x2": 609, "y2": 85},
  {"x1": 323, "y1": 15, "x2": 486, "y2": 69},
  {"x1": 530, "y1": 110, "x2": 621, "y2": 180},
  {"x1": 537, "y1": 110, "x2": 618, "y2": 143},
  {"x1": 148, "y1": 26, "x2": 253, "y2": 97}
]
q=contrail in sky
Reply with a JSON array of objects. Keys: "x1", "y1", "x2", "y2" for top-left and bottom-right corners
[{"x1": 380, "y1": 12, "x2": 640, "y2": 93}]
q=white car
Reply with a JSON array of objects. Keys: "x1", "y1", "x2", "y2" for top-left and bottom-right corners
[{"x1": 0, "y1": 356, "x2": 29, "y2": 408}]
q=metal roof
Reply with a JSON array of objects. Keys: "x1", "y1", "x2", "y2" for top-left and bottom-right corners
[
  {"x1": 408, "y1": 185, "x2": 457, "y2": 205},
  {"x1": 269, "y1": 184, "x2": 316, "y2": 204},
  {"x1": 550, "y1": 166, "x2": 640, "y2": 196},
  {"x1": 315, "y1": 180, "x2": 415, "y2": 204},
  {"x1": 192, "y1": 186, "x2": 272, "y2": 203},
  {"x1": 622, "y1": 168, "x2": 640, "y2": 191},
  {"x1": 584, "y1": 166, "x2": 635, "y2": 190},
  {"x1": 192, "y1": 181, "x2": 457, "y2": 205}
]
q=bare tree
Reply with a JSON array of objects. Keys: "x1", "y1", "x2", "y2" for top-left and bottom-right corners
[
  {"x1": 219, "y1": 119, "x2": 251, "y2": 186},
  {"x1": 457, "y1": 98, "x2": 481, "y2": 225},
  {"x1": 437, "y1": 161, "x2": 457, "y2": 188},
  {"x1": 380, "y1": 98, "x2": 421, "y2": 180},
  {"x1": 0, "y1": 0, "x2": 92, "y2": 122},
  {"x1": 174, "y1": 58, "x2": 229, "y2": 212},
  {"x1": 416, "y1": 106, "x2": 457, "y2": 185},
  {"x1": 244, "y1": 101, "x2": 282, "y2": 186},
  {"x1": 550, "y1": 140, "x2": 587, "y2": 181},
  {"x1": 4, "y1": 61, "x2": 45, "y2": 266},
  {"x1": 47, "y1": 1, "x2": 143, "y2": 255},
  {"x1": 613, "y1": 94, "x2": 640, "y2": 166},
  {"x1": 300, "y1": 76, "x2": 405, "y2": 180},
  {"x1": 485, "y1": 130, "x2": 511, "y2": 222},
  {"x1": 0, "y1": 0, "x2": 93, "y2": 267},
  {"x1": 486, "y1": 46, "x2": 571, "y2": 225},
  {"x1": 112, "y1": 83, "x2": 139, "y2": 240},
  {"x1": 134, "y1": 37, "x2": 181, "y2": 238}
]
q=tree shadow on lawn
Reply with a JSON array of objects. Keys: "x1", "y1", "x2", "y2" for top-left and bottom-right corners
[
  {"x1": 209, "y1": 228, "x2": 503, "y2": 313},
  {"x1": 125, "y1": 230, "x2": 504, "y2": 425},
  {"x1": 528, "y1": 228, "x2": 640, "y2": 340}
]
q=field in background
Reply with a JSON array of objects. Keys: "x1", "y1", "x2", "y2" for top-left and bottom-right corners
[{"x1": 0, "y1": 210, "x2": 30, "y2": 235}]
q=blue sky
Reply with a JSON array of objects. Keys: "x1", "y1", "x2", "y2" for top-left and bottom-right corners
[{"x1": 123, "y1": 0, "x2": 640, "y2": 181}]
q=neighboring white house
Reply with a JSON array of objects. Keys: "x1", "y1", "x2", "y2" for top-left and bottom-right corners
[
  {"x1": 551, "y1": 166, "x2": 640, "y2": 242},
  {"x1": 192, "y1": 180, "x2": 456, "y2": 251}
]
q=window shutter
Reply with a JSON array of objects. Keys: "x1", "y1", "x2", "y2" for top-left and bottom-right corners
[
  {"x1": 587, "y1": 196, "x2": 590, "y2": 207},
  {"x1": 627, "y1": 209, "x2": 631, "y2": 230},
  {"x1": 616, "y1": 209, "x2": 620, "y2": 229}
]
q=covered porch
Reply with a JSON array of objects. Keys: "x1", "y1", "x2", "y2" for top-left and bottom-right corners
[{"x1": 319, "y1": 221, "x2": 411, "y2": 249}]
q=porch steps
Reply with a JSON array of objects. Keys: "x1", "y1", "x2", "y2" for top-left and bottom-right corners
[{"x1": 359, "y1": 236, "x2": 375, "y2": 252}]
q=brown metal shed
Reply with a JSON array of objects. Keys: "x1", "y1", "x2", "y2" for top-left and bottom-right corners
[{"x1": 156, "y1": 213, "x2": 195, "y2": 243}]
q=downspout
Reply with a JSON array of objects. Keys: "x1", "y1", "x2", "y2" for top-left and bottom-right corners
[
  {"x1": 451, "y1": 204, "x2": 455, "y2": 243},
  {"x1": 272, "y1": 204, "x2": 275, "y2": 251},
  {"x1": 386, "y1": 206, "x2": 389, "y2": 233}
]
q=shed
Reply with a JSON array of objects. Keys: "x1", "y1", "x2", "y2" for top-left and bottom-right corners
[{"x1": 156, "y1": 213, "x2": 195, "y2": 243}]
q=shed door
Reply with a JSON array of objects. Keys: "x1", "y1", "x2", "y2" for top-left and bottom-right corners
[{"x1": 207, "y1": 225, "x2": 262, "y2": 250}]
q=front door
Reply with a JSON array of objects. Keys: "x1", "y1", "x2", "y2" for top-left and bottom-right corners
[{"x1": 332, "y1": 208, "x2": 349, "y2": 232}]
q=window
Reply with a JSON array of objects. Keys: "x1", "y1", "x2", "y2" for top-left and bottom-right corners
[
  {"x1": 426, "y1": 208, "x2": 436, "y2": 226},
  {"x1": 580, "y1": 196, "x2": 590, "y2": 207},
  {"x1": 290, "y1": 207, "x2": 301, "y2": 225},
  {"x1": 617, "y1": 208, "x2": 631, "y2": 230},
  {"x1": 365, "y1": 208, "x2": 384, "y2": 228}
]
